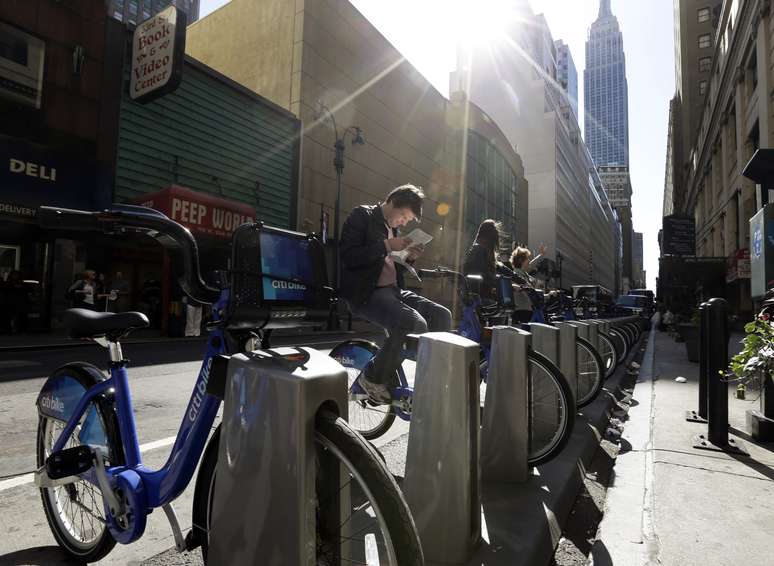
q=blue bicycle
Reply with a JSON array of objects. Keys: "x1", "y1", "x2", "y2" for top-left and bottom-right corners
[
  {"x1": 331, "y1": 268, "x2": 575, "y2": 466},
  {"x1": 34, "y1": 206, "x2": 423, "y2": 565}
]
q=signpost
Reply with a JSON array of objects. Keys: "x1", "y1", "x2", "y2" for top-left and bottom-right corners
[
  {"x1": 663, "y1": 214, "x2": 696, "y2": 256},
  {"x1": 130, "y1": 6, "x2": 186, "y2": 104}
]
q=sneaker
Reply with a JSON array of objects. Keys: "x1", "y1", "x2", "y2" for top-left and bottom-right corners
[{"x1": 357, "y1": 375, "x2": 392, "y2": 405}]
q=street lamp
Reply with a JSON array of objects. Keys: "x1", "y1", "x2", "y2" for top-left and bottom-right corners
[
  {"x1": 555, "y1": 250, "x2": 564, "y2": 289},
  {"x1": 315, "y1": 101, "x2": 365, "y2": 290}
]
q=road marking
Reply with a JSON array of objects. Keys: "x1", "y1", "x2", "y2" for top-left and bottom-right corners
[{"x1": 0, "y1": 435, "x2": 177, "y2": 494}]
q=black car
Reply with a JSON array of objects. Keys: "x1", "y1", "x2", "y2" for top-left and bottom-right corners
[{"x1": 615, "y1": 294, "x2": 651, "y2": 317}]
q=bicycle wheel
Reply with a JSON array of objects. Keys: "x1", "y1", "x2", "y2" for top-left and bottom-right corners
[
  {"x1": 597, "y1": 332, "x2": 618, "y2": 379},
  {"x1": 193, "y1": 413, "x2": 424, "y2": 565},
  {"x1": 329, "y1": 340, "x2": 397, "y2": 440},
  {"x1": 617, "y1": 324, "x2": 634, "y2": 348},
  {"x1": 527, "y1": 350, "x2": 575, "y2": 466},
  {"x1": 575, "y1": 337, "x2": 604, "y2": 407},
  {"x1": 625, "y1": 322, "x2": 641, "y2": 341},
  {"x1": 607, "y1": 327, "x2": 629, "y2": 362},
  {"x1": 37, "y1": 366, "x2": 123, "y2": 563}
]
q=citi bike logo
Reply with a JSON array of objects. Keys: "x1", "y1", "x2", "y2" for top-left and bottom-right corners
[
  {"x1": 271, "y1": 280, "x2": 307, "y2": 291},
  {"x1": 40, "y1": 395, "x2": 65, "y2": 413},
  {"x1": 188, "y1": 358, "x2": 212, "y2": 422},
  {"x1": 334, "y1": 356, "x2": 355, "y2": 366}
]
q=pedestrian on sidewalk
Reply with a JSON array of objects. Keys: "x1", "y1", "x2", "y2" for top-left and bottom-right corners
[
  {"x1": 67, "y1": 270, "x2": 98, "y2": 310},
  {"x1": 183, "y1": 295, "x2": 203, "y2": 337}
]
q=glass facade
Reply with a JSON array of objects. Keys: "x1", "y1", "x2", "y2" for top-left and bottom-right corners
[
  {"x1": 584, "y1": 0, "x2": 629, "y2": 168},
  {"x1": 464, "y1": 131, "x2": 519, "y2": 250},
  {"x1": 106, "y1": 0, "x2": 200, "y2": 23}
]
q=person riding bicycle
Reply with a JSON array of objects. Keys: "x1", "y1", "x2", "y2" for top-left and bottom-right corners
[
  {"x1": 339, "y1": 184, "x2": 452, "y2": 404},
  {"x1": 462, "y1": 219, "x2": 501, "y2": 301},
  {"x1": 510, "y1": 245, "x2": 544, "y2": 323}
]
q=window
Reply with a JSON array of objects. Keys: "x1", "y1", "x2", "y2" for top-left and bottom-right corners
[
  {"x1": 699, "y1": 56, "x2": 712, "y2": 72},
  {"x1": 698, "y1": 7, "x2": 711, "y2": 22},
  {"x1": 698, "y1": 34, "x2": 711, "y2": 49}
]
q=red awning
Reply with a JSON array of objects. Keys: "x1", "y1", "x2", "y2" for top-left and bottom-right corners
[{"x1": 132, "y1": 185, "x2": 255, "y2": 239}]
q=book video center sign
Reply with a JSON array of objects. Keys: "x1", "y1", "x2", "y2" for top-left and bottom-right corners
[{"x1": 130, "y1": 5, "x2": 187, "y2": 104}]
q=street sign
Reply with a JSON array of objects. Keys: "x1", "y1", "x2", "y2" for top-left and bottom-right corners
[
  {"x1": 663, "y1": 214, "x2": 696, "y2": 256},
  {"x1": 130, "y1": 6, "x2": 186, "y2": 104}
]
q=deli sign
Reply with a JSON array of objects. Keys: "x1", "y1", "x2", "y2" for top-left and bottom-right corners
[
  {"x1": 130, "y1": 5, "x2": 186, "y2": 103},
  {"x1": 134, "y1": 185, "x2": 255, "y2": 239}
]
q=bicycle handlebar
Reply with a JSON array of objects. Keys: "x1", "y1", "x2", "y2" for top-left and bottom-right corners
[{"x1": 39, "y1": 205, "x2": 220, "y2": 305}]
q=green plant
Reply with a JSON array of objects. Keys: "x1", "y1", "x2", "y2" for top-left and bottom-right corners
[
  {"x1": 689, "y1": 308, "x2": 701, "y2": 326},
  {"x1": 728, "y1": 314, "x2": 774, "y2": 385}
]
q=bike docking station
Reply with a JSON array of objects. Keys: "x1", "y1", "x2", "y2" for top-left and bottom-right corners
[
  {"x1": 554, "y1": 322, "x2": 579, "y2": 401},
  {"x1": 402, "y1": 331, "x2": 482, "y2": 564},
  {"x1": 481, "y1": 326, "x2": 531, "y2": 484},
  {"x1": 207, "y1": 347, "x2": 350, "y2": 565}
]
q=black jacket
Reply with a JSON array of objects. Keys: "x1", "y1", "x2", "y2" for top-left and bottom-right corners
[
  {"x1": 463, "y1": 243, "x2": 497, "y2": 298},
  {"x1": 339, "y1": 205, "x2": 407, "y2": 307}
]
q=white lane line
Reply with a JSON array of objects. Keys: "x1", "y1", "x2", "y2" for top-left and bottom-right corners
[{"x1": 0, "y1": 435, "x2": 177, "y2": 494}]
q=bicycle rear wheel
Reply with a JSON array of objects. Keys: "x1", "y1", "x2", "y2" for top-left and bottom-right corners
[
  {"x1": 193, "y1": 413, "x2": 424, "y2": 565},
  {"x1": 330, "y1": 340, "x2": 398, "y2": 440},
  {"x1": 597, "y1": 333, "x2": 618, "y2": 378},
  {"x1": 527, "y1": 350, "x2": 575, "y2": 466},
  {"x1": 575, "y1": 337, "x2": 604, "y2": 407}
]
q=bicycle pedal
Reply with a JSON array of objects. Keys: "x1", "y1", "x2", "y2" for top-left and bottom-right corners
[{"x1": 46, "y1": 445, "x2": 94, "y2": 480}]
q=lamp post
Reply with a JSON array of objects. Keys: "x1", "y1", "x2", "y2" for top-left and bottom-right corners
[
  {"x1": 556, "y1": 250, "x2": 564, "y2": 289},
  {"x1": 315, "y1": 102, "x2": 365, "y2": 324}
]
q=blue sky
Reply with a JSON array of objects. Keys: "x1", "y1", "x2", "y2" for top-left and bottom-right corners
[{"x1": 199, "y1": 0, "x2": 674, "y2": 290}]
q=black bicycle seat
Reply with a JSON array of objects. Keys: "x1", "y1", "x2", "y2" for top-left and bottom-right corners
[{"x1": 63, "y1": 308, "x2": 149, "y2": 340}]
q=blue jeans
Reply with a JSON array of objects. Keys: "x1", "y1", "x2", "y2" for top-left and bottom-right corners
[{"x1": 351, "y1": 286, "x2": 452, "y2": 386}]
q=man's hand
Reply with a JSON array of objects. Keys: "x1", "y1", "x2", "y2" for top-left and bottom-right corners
[
  {"x1": 406, "y1": 244, "x2": 424, "y2": 261},
  {"x1": 386, "y1": 237, "x2": 412, "y2": 251}
]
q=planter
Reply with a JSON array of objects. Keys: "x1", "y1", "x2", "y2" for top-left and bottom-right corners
[{"x1": 678, "y1": 323, "x2": 700, "y2": 362}]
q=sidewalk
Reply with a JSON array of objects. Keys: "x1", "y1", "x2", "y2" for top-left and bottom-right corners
[{"x1": 593, "y1": 319, "x2": 774, "y2": 566}]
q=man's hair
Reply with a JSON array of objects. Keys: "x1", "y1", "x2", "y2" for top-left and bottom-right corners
[
  {"x1": 385, "y1": 184, "x2": 424, "y2": 220},
  {"x1": 511, "y1": 246, "x2": 532, "y2": 269}
]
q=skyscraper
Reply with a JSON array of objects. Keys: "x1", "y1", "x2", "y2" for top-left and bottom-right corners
[
  {"x1": 584, "y1": 0, "x2": 629, "y2": 167},
  {"x1": 555, "y1": 40, "x2": 578, "y2": 121},
  {"x1": 106, "y1": 0, "x2": 199, "y2": 24}
]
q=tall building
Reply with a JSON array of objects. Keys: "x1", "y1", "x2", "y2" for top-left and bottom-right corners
[
  {"x1": 555, "y1": 40, "x2": 578, "y2": 121},
  {"x1": 107, "y1": 0, "x2": 199, "y2": 23},
  {"x1": 584, "y1": 0, "x2": 629, "y2": 167},
  {"x1": 585, "y1": 0, "x2": 633, "y2": 287},
  {"x1": 633, "y1": 231, "x2": 644, "y2": 288},
  {"x1": 451, "y1": 8, "x2": 619, "y2": 290},
  {"x1": 661, "y1": 0, "x2": 766, "y2": 317}
]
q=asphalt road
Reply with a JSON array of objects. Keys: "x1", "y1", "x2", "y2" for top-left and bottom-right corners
[{"x1": 0, "y1": 335, "x2": 410, "y2": 566}]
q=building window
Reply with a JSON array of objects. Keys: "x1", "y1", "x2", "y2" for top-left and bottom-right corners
[
  {"x1": 698, "y1": 33, "x2": 712, "y2": 49},
  {"x1": 698, "y1": 56, "x2": 712, "y2": 72},
  {"x1": 698, "y1": 7, "x2": 711, "y2": 22}
]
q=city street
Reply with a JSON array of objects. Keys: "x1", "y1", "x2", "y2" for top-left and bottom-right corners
[{"x1": 0, "y1": 335, "x2": 409, "y2": 566}]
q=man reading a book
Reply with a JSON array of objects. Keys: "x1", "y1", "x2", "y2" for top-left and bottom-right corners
[{"x1": 339, "y1": 184, "x2": 452, "y2": 403}]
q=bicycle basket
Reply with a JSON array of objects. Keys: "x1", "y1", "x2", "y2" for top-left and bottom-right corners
[{"x1": 227, "y1": 223, "x2": 333, "y2": 329}]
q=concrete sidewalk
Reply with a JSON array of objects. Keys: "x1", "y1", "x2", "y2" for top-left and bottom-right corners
[{"x1": 593, "y1": 319, "x2": 774, "y2": 565}]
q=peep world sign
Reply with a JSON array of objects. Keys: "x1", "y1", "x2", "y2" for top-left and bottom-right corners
[{"x1": 130, "y1": 5, "x2": 186, "y2": 103}]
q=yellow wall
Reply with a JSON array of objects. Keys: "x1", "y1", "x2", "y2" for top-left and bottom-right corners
[{"x1": 186, "y1": 0, "x2": 300, "y2": 110}]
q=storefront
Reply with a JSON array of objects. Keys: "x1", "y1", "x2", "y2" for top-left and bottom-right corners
[
  {"x1": 726, "y1": 248, "x2": 753, "y2": 323},
  {"x1": 0, "y1": 136, "x2": 111, "y2": 333}
]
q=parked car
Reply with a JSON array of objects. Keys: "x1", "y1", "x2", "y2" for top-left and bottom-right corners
[
  {"x1": 615, "y1": 294, "x2": 650, "y2": 317},
  {"x1": 628, "y1": 288, "x2": 655, "y2": 316},
  {"x1": 572, "y1": 285, "x2": 614, "y2": 318}
]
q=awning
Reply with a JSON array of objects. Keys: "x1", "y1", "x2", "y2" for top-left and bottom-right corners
[{"x1": 133, "y1": 185, "x2": 255, "y2": 239}]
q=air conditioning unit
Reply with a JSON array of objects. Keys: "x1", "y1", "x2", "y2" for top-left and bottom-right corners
[{"x1": 0, "y1": 22, "x2": 45, "y2": 109}]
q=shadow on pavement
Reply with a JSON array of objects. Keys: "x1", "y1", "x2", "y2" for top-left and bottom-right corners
[{"x1": 0, "y1": 546, "x2": 84, "y2": 566}]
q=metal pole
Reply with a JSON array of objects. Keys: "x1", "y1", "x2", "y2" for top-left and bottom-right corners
[
  {"x1": 706, "y1": 298, "x2": 728, "y2": 446},
  {"x1": 333, "y1": 139, "x2": 344, "y2": 290},
  {"x1": 698, "y1": 301, "x2": 709, "y2": 420}
]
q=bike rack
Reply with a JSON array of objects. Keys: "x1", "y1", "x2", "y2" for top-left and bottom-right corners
[
  {"x1": 481, "y1": 325, "x2": 531, "y2": 483},
  {"x1": 208, "y1": 348, "x2": 349, "y2": 565},
  {"x1": 554, "y1": 322, "x2": 579, "y2": 401},
  {"x1": 403, "y1": 332, "x2": 481, "y2": 564}
]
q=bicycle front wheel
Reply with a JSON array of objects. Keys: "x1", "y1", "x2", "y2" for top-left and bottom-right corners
[
  {"x1": 528, "y1": 350, "x2": 575, "y2": 466},
  {"x1": 597, "y1": 332, "x2": 618, "y2": 378},
  {"x1": 575, "y1": 337, "x2": 604, "y2": 407},
  {"x1": 194, "y1": 414, "x2": 424, "y2": 566},
  {"x1": 607, "y1": 327, "x2": 629, "y2": 362}
]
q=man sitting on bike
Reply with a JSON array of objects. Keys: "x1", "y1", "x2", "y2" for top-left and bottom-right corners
[{"x1": 339, "y1": 184, "x2": 452, "y2": 403}]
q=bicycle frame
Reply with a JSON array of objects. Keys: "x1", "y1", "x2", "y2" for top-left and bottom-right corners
[{"x1": 49, "y1": 289, "x2": 230, "y2": 542}]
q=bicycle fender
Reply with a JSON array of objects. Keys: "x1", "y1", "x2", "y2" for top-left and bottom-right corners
[{"x1": 36, "y1": 362, "x2": 108, "y2": 422}]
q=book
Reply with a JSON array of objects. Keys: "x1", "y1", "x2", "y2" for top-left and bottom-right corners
[{"x1": 389, "y1": 228, "x2": 433, "y2": 278}]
